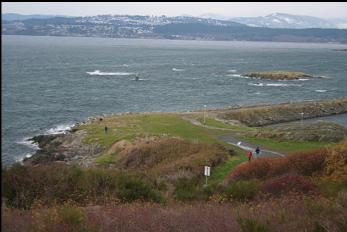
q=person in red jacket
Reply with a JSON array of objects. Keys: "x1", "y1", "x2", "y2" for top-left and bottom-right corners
[{"x1": 247, "y1": 151, "x2": 253, "y2": 162}]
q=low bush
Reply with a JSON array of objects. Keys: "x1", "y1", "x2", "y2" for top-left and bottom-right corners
[
  {"x1": 1, "y1": 164, "x2": 164, "y2": 209},
  {"x1": 116, "y1": 175, "x2": 164, "y2": 203},
  {"x1": 225, "y1": 148, "x2": 327, "y2": 184},
  {"x1": 223, "y1": 181, "x2": 259, "y2": 202},
  {"x1": 287, "y1": 149, "x2": 326, "y2": 176},
  {"x1": 324, "y1": 138, "x2": 347, "y2": 184},
  {"x1": 173, "y1": 177, "x2": 212, "y2": 202},
  {"x1": 316, "y1": 180, "x2": 346, "y2": 198},
  {"x1": 237, "y1": 217, "x2": 272, "y2": 232},
  {"x1": 261, "y1": 174, "x2": 317, "y2": 195}
]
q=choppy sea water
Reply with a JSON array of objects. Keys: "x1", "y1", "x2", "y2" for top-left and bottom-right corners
[{"x1": 2, "y1": 35, "x2": 347, "y2": 166}]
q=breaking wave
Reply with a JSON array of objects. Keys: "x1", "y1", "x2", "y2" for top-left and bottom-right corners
[
  {"x1": 46, "y1": 123, "x2": 75, "y2": 135},
  {"x1": 86, "y1": 70, "x2": 134, "y2": 76},
  {"x1": 225, "y1": 74, "x2": 242, "y2": 77},
  {"x1": 248, "y1": 82, "x2": 302, "y2": 87},
  {"x1": 172, "y1": 68, "x2": 185, "y2": 72},
  {"x1": 315, "y1": 89, "x2": 328, "y2": 92}
]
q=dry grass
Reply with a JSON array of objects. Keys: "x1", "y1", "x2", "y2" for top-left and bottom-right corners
[
  {"x1": 115, "y1": 137, "x2": 229, "y2": 181},
  {"x1": 3, "y1": 193, "x2": 347, "y2": 232},
  {"x1": 324, "y1": 138, "x2": 347, "y2": 184}
]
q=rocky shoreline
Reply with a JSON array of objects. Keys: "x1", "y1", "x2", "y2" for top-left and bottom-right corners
[
  {"x1": 23, "y1": 97, "x2": 347, "y2": 167},
  {"x1": 219, "y1": 97, "x2": 347, "y2": 126}
]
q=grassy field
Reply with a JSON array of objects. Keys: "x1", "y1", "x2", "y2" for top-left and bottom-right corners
[
  {"x1": 77, "y1": 112, "x2": 335, "y2": 181},
  {"x1": 78, "y1": 113, "x2": 229, "y2": 147},
  {"x1": 238, "y1": 135, "x2": 334, "y2": 153}
]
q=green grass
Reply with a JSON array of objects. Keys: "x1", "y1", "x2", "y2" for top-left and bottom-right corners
[
  {"x1": 77, "y1": 113, "x2": 231, "y2": 147},
  {"x1": 209, "y1": 155, "x2": 248, "y2": 185},
  {"x1": 238, "y1": 136, "x2": 334, "y2": 153},
  {"x1": 95, "y1": 152, "x2": 118, "y2": 165},
  {"x1": 77, "y1": 113, "x2": 335, "y2": 182}
]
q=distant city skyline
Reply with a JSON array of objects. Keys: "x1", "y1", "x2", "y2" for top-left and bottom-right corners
[{"x1": 2, "y1": 2, "x2": 347, "y2": 19}]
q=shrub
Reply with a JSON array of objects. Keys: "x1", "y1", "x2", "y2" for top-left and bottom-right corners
[
  {"x1": 287, "y1": 149, "x2": 326, "y2": 176},
  {"x1": 226, "y1": 159, "x2": 272, "y2": 182},
  {"x1": 58, "y1": 204, "x2": 86, "y2": 227},
  {"x1": 1, "y1": 164, "x2": 165, "y2": 208},
  {"x1": 116, "y1": 175, "x2": 164, "y2": 203},
  {"x1": 223, "y1": 181, "x2": 259, "y2": 202},
  {"x1": 173, "y1": 177, "x2": 212, "y2": 202},
  {"x1": 316, "y1": 180, "x2": 346, "y2": 197},
  {"x1": 261, "y1": 174, "x2": 317, "y2": 195},
  {"x1": 324, "y1": 138, "x2": 347, "y2": 184},
  {"x1": 237, "y1": 217, "x2": 272, "y2": 232},
  {"x1": 225, "y1": 148, "x2": 327, "y2": 184}
]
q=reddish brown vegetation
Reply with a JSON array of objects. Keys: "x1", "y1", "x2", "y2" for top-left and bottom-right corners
[
  {"x1": 225, "y1": 148, "x2": 327, "y2": 184},
  {"x1": 2, "y1": 193, "x2": 347, "y2": 232},
  {"x1": 261, "y1": 174, "x2": 317, "y2": 195},
  {"x1": 324, "y1": 138, "x2": 347, "y2": 184}
]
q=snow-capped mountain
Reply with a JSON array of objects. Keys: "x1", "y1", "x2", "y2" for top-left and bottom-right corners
[
  {"x1": 2, "y1": 14, "x2": 347, "y2": 43},
  {"x1": 231, "y1": 13, "x2": 338, "y2": 29}
]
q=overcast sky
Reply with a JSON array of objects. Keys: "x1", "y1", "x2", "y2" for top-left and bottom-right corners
[{"x1": 2, "y1": 2, "x2": 347, "y2": 19}]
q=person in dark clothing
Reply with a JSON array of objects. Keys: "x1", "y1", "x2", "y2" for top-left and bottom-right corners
[
  {"x1": 104, "y1": 126, "x2": 108, "y2": 134},
  {"x1": 255, "y1": 146, "x2": 260, "y2": 156}
]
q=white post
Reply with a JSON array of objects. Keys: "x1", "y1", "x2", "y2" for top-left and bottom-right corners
[
  {"x1": 300, "y1": 112, "x2": 304, "y2": 126},
  {"x1": 203, "y1": 105, "x2": 207, "y2": 125},
  {"x1": 204, "y1": 166, "x2": 210, "y2": 187}
]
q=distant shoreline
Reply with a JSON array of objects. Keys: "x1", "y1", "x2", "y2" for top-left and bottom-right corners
[{"x1": 2, "y1": 34, "x2": 347, "y2": 45}]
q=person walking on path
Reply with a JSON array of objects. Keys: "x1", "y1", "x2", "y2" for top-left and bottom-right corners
[
  {"x1": 246, "y1": 151, "x2": 253, "y2": 162},
  {"x1": 255, "y1": 146, "x2": 260, "y2": 157},
  {"x1": 104, "y1": 125, "x2": 108, "y2": 134}
]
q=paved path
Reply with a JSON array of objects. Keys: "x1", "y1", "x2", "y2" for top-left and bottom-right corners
[{"x1": 182, "y1": 116, "x2": 285, "y2": 158}]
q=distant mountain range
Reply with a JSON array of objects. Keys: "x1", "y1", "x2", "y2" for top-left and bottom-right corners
[
  {"x1": 2, "y1": 13, "x2": 347, "y2": 43},
  {"x1": 2, "y1": 13, "x2": 67, "y2": 21},
  {"x1": 230, "y1": 13, "x2": 347, "y2": 29}
]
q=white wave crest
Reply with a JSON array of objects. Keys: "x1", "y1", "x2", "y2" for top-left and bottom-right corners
[
  {"x1": 315, "y1": 89, "x2": 328, "y2": 92},
  {"x1": 16, "y1": 137, "x2": 39, "y2": 150},
  {"x1": 226, "y1": 74, "x2": 242, "y2": 77},
  {"x1": 172, "y1": 68, "x2": 185, "y2": 72},
  {"x1": 248, "y1": 83, "x2": 302, "y2": 87},
  {"x1": 227, "y1": 69, "x2": 237, "y2": 73},
  {"x1": 46, "y1": 123, "x2": 74, "y2": 135},
  {"x1": 298, "y1": 78, "x2": 310, "y2": 81},
  {"x1": 266, "y1": 83, "x2": 302, "y2": 87},
  {"x1": 86, "y1": 70, "x2": 134, "y2": 76}
]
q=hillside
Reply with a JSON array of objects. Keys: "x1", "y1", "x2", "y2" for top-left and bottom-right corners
[
  {"x1": 2, "y1": 98, "x2": 347, "y2": 231},
  {"x1": 231, "y1": 13, "x2": 338, "y2": 29},
  {"x1": 2, "y1": 14, "x2": 347, "y2": 43}
]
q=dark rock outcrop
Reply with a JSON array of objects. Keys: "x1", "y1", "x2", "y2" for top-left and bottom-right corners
[
  {"x1": 24, "y1": 130, "x2": 104, "y2": 166},
  {"x1": 219, "y1": 98, "x2": 347, "y2": 127},
  {"x1": 257, "y1": 121, "x2": 347, "y2": 142}
]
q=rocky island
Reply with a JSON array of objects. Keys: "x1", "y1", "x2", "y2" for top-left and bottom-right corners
[{"x1": 242, "y1": 71, "x2": 313, "y2": 80}]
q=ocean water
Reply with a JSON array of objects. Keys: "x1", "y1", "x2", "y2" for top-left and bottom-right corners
[{"x1": 2, "y1": 35, "x2": 347, "y2": 166}]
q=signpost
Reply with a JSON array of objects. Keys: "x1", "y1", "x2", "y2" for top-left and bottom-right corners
[
  {"x1": 203, "y1": 105, "x2": 207, "y2": 125},
  {"x1": 204, "y1": 166, "x2": 210, "y2": 187},
  {"x1": 300, "y1": 112, "x2": 304, "y2": 126}
]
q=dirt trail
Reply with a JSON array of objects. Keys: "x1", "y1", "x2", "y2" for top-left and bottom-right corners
[{"x1": 182, "y1": 116, "x2": 285, "y2": 158}]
